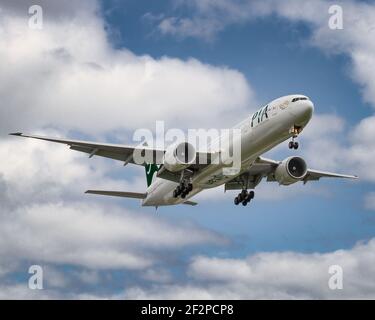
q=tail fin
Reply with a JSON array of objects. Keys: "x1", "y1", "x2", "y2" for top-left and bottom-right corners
[{"x1": 144, "y1": 163, "x2": 160, "y2": 187}]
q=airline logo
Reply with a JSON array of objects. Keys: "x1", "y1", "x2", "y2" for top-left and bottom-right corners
[
  {"x1": 145, "y1": 163, "x2": 161, "y2": 187},
  {"x1": 279, "y1": 100, "x2": 289, "y2": 110},
  {"x1": 251, "y1": 105, "x2": 269, "y2": 127}
]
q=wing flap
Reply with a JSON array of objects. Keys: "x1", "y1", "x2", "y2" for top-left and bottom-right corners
[{"x1": 70, "y1": 145, "x2": 130, "y2": 162}]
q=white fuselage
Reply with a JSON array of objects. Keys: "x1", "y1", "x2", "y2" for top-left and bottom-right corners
[{"x1": 142, "y1": 94, "x2": 314, "y2": 206}]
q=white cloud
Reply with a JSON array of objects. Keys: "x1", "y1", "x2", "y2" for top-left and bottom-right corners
[
  {"x1": 4, "y1": 239, "x2": 375, "y2": 299},
  {"x1": 364, "y1": 192, "x2": 375, "y2": 211},
  {"x1": 0, "y1": 135, "x2": 227, "y2": 274},
  {"x1": 141, "y1": 268, "x2": 173, "y2": 284},
  {"x1": 73, "y1": 270, "x2": 101, "y2": 285},
  {"x1": 125, "y1": 238, "x2": 375, "y2": 299},
  {"x1": 43, "y1": 266, "x2": 70, "y2": 289},
  {"x1": 0, "y1": 200, "x2": 226, "y2": 271},
  {"x1": 0, "y1": 0, "x2": 97, "y2": 19},
  {"x1": 264, "y1": 0, "x2": 375, "y2": 112},
  {"x1": 152, "y1": 0, "x2": 260, "y2": 40},
  {"x1": 0, "y1": 285, "x2": 60, "y2": 300},
  {"x1": 0, "y1": 202, "x2": 226, "y2": 270},
  {"x1": 0, "y1": 0, "x2": 254, "y2": 136},
  {"x1": 300, "y1": 114, "x2": 375, "y2": 182},
  {"x1": 302, "y1": 113, "x2": 345, "y2": 140}
]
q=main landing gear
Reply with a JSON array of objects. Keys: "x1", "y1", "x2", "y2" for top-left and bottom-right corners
[
  {"x1": 288, "y1": 125, "x2": 302, "y2": 150},
  {"x1": 234, "y1": 190, "x2": 255, "y2": 206},
  {"x1": 173, "y1": 181, "x2": 193, "y2": 199}
]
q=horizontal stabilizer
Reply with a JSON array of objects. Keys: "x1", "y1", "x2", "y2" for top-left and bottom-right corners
[{"x1": 85, "y1": 190, "x2": 147, "y2": 199}]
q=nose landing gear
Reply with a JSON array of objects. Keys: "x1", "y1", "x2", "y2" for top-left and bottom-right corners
[
  {"x1": 288, "y1": 125, "x2": 302, "y2": 150},
  {"x1": 289, "y1": 140, "x2": 299, "y2": 150},
  {"x1": 234, "y1": 190, "x2": 255, "y2": 206}
]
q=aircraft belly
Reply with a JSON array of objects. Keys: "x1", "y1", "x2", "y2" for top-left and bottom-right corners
[{"x1": 143, "y1": 179, "x2": 202, "y2": 206}]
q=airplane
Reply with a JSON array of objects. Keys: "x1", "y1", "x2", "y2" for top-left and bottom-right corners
[{"x1": 10, "y1": 94, "x2": 358, "y2": 207}]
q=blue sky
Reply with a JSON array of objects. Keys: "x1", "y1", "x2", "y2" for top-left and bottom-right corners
[{"x1": 0, "y1": 0, "x2": 375, "y2": 299}]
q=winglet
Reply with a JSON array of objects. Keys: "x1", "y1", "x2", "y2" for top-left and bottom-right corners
[{"x1": 9, "y1": 132, "x2": 23, "y2": 136}]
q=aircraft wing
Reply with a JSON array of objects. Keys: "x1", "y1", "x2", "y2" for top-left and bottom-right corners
[
  {"x1": 258, "y1": 156, "x2": 358, "y2": 182},
  {"x1": 9, "y1": 132, "x2": 166, "y2": 166},
  {"x1": 302, "y1": 169, "x2": 359, "y2": 181},
  {"x1": 225, "y1": 156, "x2": 358, "y2": 190},
  {"x1": 9, "y1": 132, "x2": 218, "y2": 174}
]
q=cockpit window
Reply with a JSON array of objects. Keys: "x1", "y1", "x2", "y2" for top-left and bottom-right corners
[{"x1": 292, "y1": 97, "x2": 308, "y2": 103}]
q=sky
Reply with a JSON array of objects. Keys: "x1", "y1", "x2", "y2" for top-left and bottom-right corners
[{"x1": 0, "y1": 0, "x2": 375, "y2": 299}]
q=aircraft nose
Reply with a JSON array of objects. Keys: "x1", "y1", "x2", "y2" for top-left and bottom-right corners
[
  {"x1": 291, "y1": 99, "x2": 314, "y2": 124},
  {"x1": 303, "y1": 100, "x2": 314, "y2": 117}
]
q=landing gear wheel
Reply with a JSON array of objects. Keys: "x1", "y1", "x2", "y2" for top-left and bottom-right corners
[
  {"x1": 293, "y1": 141, "x2": 299, "y2": 149},
  {"x1": 245, "y1": 195, "x2": 252, "y2": 203},
  {"x1": 234, "y1": 197, "x2": 240, "y2": 205},
  {"x1": 173, "y1": 189, "x2": 178, "y2": 198},
  {"x1": 233, "y1": 190, "x2": 255, "y2": 206},
  {"x1": 181, "y1": 192, "x2": 187, "y2": 199},
  {"x1": 187, "y1": 183, "x2": 193, "y2": 192},
  {"x1": 288, "y1": 141, "x2": 294, "y2": 149}
]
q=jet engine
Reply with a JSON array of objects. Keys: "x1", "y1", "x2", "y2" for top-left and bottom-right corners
[
  {"x1": 163, "y1": 142, "x2": 196, "y2": 172},
  {"x1": 274, "y1": 156, "x2": 307, "y2": 185}
]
